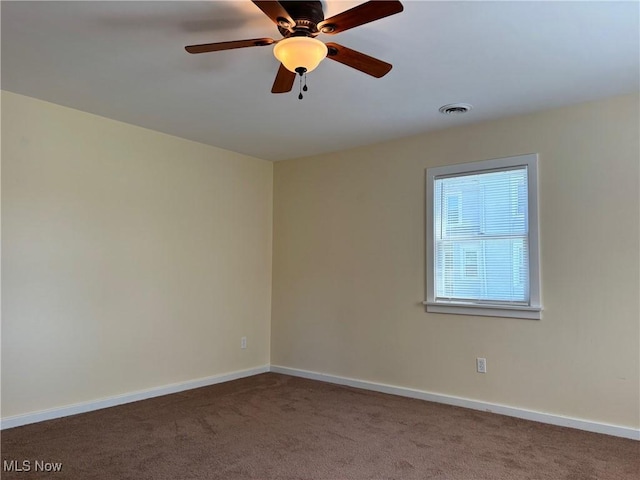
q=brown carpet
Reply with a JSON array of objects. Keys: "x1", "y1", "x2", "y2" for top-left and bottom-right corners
[{"x1": 1, "y1": 373, "x2": 638, "y2": 479}]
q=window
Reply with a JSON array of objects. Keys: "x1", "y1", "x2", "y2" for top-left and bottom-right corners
[
  {"x1": 425, "y1": 154, "x2": 541, "y2": 319},
  {"x1": 462, "y1": 246, "x2": 479, "y2": 279},
  {"x1": 446, "y1": 193, "x2": 461, "y2": 225}
]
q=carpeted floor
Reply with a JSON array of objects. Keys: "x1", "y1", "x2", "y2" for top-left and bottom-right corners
[{"x1": 1, "y1": 373, "x2": 638, "y2": 479}]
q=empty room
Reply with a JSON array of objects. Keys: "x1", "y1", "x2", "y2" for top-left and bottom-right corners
[{"x1": 1, "y1": 1, "x2": 639, "y2": 479}]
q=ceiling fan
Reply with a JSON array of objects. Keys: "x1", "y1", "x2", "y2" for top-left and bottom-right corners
[{"x1": 185, "y1": 1, "x2": 403, "y2": 97}]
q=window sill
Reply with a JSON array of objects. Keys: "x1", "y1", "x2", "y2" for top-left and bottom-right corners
[{"x1": 423, "y1": 301, "x2": 541, "y2": 320}]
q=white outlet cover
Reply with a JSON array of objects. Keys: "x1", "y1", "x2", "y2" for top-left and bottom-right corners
[{"x1": 477, "y1": 358, "x2": 487, "y2": 373}]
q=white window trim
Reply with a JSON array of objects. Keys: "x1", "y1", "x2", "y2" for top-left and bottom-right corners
[{"x1": 425, "y1": 153, "x2": 542, "y2": 320}]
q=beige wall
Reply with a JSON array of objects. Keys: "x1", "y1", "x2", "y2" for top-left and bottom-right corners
[
  {"x1": 272, "y1": 94, "x2": 640, "y2": 429},
  {"x1": 3, "y1": 90, "x2": 638, "y2": 431},
  {"x1": 1, "y1": 91, "x2": 273, "y2": 418}
]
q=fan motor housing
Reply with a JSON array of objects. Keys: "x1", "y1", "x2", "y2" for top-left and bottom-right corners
[{"x1": 278, "y1": 1, "x2": 325, "y2": 37}]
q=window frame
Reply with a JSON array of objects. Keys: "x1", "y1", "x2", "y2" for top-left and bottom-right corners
[{"x1": 425, "y1": 153, "x2": 542, "y2": 320}]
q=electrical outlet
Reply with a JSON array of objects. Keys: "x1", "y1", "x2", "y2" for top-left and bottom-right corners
[
  {"x1": 476, "y1": 357, "x2": 487, "y2": 373},
  {"x1": 241, "y1": 336, "x2": 247, "y2": 349}
]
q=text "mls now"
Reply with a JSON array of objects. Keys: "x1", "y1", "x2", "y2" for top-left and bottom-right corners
[{"x1": 3, "y1": 459, "x2": 63, "y2": 473}]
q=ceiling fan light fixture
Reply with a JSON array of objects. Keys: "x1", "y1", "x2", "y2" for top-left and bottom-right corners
[{"x1": 273, "y1": 36, "x2": 328, "y2": 74}]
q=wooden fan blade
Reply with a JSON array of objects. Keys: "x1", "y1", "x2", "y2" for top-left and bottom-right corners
[
  {"x1": 318, "y1": 1, "x2": 403, "y2": 35},
  {"x1": 272, "y1": 63, "x2": 296, "y2": 93},
  {"x1": 252, "y1": 1, "x2": 295, "y2": 30},
  {"x1": 325, "y1": 43, "x2": 392, "y2": 78},
  {"x1": 185, "y1": 38, "x2": 274, "y2": 54}
]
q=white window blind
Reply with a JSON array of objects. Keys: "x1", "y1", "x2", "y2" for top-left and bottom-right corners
[
  {"x1": 425, "y1": 154, "x2": 541, "y2": 319},
  {"x1": 435, "y1": 166, "x2": 529, "y2": 303}
]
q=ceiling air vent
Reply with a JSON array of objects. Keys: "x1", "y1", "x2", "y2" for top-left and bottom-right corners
[{"x1": 439, "y1": 103, "x2": 473, "y2": 115}]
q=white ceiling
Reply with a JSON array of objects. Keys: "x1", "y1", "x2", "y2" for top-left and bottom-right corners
[{"x1": 2, "y1": 1, "x2": 639, "y2": 161}]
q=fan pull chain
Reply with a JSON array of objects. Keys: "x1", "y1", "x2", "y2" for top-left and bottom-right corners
[
  {"x1": 295, "y1": 67, "x2": 309, "y2": 100},
  {"x1": 294, "y1": 66, "x2": 309, "y2": 100}
]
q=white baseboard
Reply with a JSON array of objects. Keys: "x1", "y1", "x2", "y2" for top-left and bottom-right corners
[
  {"x1": 1, "y1": 365, "x2": 270, "y2": 430},
  {"x1": 270, "y1": 365, "x2": 640, "y2": 441},
  {"x1": 4, "y1": 364, "x2": 638, "y2": 441}
]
